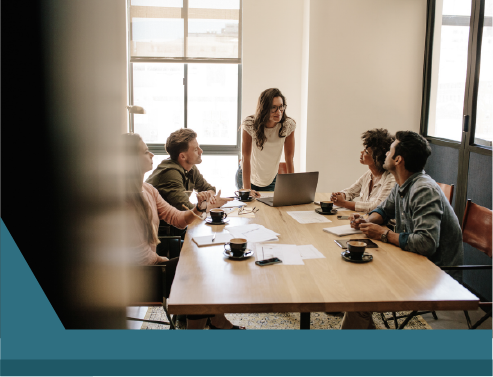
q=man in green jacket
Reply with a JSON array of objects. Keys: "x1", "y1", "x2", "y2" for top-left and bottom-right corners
[{"x1": 146, "y1": 128, "x2": 231, "y2": 238}]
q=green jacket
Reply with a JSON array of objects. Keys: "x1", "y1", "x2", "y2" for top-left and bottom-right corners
[{"x1": 146, "y1": 158, "x2": 216, "y2": 210}]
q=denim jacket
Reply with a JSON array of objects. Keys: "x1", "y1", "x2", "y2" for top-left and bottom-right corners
[{"x1": 370, "y1": 171, "x2": 463, "y2": 270}]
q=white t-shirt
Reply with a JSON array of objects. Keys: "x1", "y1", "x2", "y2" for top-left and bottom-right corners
[{"x1": 241, "y1": 115, "x2": 296, "y2": 187}]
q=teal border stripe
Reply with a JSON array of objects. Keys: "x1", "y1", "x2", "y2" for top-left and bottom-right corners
[
  {"x1": 1, "y1": 219, "x2": 492, "y2": 376},
  {"x1": 1, "y1": 360, "x2": 492, "y2": 376}
]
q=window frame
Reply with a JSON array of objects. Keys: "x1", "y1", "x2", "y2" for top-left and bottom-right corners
[{"x1": 126, "y1": 0, "x2": 242, "y2": 159}]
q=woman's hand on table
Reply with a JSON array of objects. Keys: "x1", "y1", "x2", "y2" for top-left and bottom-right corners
[
  {"x1": 330, "y1": 192, "x2": 346, "y2": 204},
  {"x1": 249, "y1": 189, "x2": 261, "y2": 198}
]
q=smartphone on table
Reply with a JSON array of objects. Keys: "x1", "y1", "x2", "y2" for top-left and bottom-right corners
[{"x1": 255, "y1": 257, "x2": 282, "y2": 266}]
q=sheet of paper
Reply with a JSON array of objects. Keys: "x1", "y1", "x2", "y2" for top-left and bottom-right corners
[
  {"x1": 297, "y1": 244, "x2": 325, "y2": 259},
  {"x1": 192, "y1": 233, "x2": 233, "y2": 247},
  {"x1": 255, "y1": 244, "x2": 304, "y2": 265},
  {"x1": 323, "y1": 224, "x2": 364, "y2": 236},
  {"x1": 286, "y1": 211, "x2": 333, "y2": 224},
  {"x1": 221, "y1": 200, "x2": 247, "y2": 208},
  {"x1": 226, "y1": 224, "x2": 279, "y2": 243}
]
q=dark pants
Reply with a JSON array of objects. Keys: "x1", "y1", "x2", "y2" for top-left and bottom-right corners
[{"x1": 235, "y1": 165, "x2": 277, "y2": 191}]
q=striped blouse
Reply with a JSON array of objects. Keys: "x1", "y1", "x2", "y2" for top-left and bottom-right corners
[{"x1": 340, "y1": 170, "x2": 396, "y2": 213}]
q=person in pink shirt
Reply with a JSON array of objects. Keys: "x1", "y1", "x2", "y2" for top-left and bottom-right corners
[{"x1": 123, "y1": 133, "x2": 245, "y2": 329}]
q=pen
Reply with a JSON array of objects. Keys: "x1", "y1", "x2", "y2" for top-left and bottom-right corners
[{"x1": 212, "y1": 233, "x2": 216, "y2": 242}]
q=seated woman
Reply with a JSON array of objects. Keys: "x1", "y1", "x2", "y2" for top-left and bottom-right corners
[
  {"x1": 330, "y1": 129, "x2": 395, "y2": 213},
  {"x1": 123, "y1": 133, "x2": 244, "y2": 329},
  {"x1": 236, "y1": 88, "x2": 296, "y2": 196}
]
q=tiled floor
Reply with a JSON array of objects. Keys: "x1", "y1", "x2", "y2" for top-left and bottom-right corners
[{"x1": 127, "y1": 306, "x2": 491, "y2": 330}]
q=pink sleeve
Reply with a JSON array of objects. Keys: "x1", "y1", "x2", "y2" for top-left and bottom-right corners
[{"x1": 152, "y1": 187, "x2": 189, "y2": 229}]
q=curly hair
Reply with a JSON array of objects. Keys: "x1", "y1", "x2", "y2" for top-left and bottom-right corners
[
  {"x1": 361, "y1": 128, "x2": 394, "y2": 173},
  {"x1": 252, "y1": 88, "x2": 291, "y2": 150}
]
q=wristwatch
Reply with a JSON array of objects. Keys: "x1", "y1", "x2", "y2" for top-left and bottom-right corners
[
  {"x1": 381, "y1": 229, "x2": 390, "y2": 243},
  {"x1": 195, "y1": 200, "x2": 207, "y2": 213}
]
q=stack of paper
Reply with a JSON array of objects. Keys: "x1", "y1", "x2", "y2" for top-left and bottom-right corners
[
  {"x1": 226, "y1": 224, "x2": 279, "y2": 243},
  {"x1": 323, "y1": 225, "x2": 363, "y2": 236},
  {"x1": 254, "y1": 244, "x2": 304, "y2": 265},
  {"x1": 286, "y1": 211, "x2": 332, "y2": 224}
]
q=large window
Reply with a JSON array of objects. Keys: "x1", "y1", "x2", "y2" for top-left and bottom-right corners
[
  {"x1": 128, "y1": 0, "x2": 242, "y2": 194},
  {"x1": 427, "y1": 0, "x2": 492, "y2": 145}
]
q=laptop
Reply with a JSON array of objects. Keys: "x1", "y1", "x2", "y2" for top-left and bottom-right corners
[{"x1": 256, "y1": 172, "x2": 319, "y2": 207}]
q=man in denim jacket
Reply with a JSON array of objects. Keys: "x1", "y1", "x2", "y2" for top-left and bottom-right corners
[{"x1": 341, "y1": 131, "x2": 463, "y2": 329}]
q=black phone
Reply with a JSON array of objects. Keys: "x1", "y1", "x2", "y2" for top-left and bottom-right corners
[
  {"x1": 255, "y1": 257, "x2": 282, "y2": 266},
  {"x1": 337, "y1": 215, "x2": 350, "y2": 220}
]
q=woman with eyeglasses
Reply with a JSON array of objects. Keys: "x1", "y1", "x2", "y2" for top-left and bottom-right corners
[
  {"x1": 236, "y1": 88, "x2": 296, "y2": 196},
  {"x1": 123, "y1": 133, "x2": 245, "y2": 329},
  {"x1": 330, "y1": 128, "x2": 396, "y2": 213}
]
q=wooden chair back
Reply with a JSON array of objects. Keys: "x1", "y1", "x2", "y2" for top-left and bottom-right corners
[
  {"x1": 278, "y1": 162, "x2": 287, "y2": 174},
  {"x1": 462, "y1": 199, "x2": 492, "y2": 258},
  {"x1": 437, "y1": 182, "x2": 455, "y2": 204}
]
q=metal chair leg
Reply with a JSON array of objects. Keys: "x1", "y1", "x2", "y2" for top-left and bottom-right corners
[
  {"x1": 431, "y1": 311, "x2": 438, "y2": 320},
  {"x1": 463, "y1": 310, "x2": 473, "y2": 329},
  {"x1": 127, "y1": 317, "x2": 170, "y2": 326},
  {"x1": 471, "y1": 310, "x2": 492, "y2": 329},
  {"x1": 392, "y1": 312, "x2": 399, "y2": 329},
  {"x1": 380, "y1": 313, "x2": 391, "y2": 329},
  {"x1": 398, "y1": 310, "x2": 418, "y2": 329}
]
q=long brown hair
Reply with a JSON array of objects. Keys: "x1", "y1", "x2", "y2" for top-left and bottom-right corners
[
  {"x1": 122, "y1": 133, "x2": 159, "y2": 246},
  {"x1": 252, "y1": 88, "x2": 290, "y2": 150}
]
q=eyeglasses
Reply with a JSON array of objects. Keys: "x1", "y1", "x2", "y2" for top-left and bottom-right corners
[
  {"x1": 238, "y1": 206, "x2": 259, "y2": 215},
  {"x1": 270, "y1": 105, "x2": 287, "y2": 113}
]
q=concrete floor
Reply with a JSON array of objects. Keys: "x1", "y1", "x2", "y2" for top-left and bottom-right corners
[{"x1": 127, "y1": 306, "x2": 492, "y2": 330}]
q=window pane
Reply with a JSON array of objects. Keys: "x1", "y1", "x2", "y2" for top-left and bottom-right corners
[
  {"x1": 130, "y1": 0, "x2": 184, "y2": 58},
  {"x1": 188, "y1": 64, "x2": 238, "y2": 145},
  {"x1": 188, "y1": 1, "x2": 239, "y2": 58},
  {"x1": 199, "y1": 155, "x2": 238, "y2": 196},
  {"x1": 475, "y1": 0, "x2": 493, "y2": 145},
  {"x1": 428, "y1": 0, "x2": 471, "y2": 141},
  {"x1": 133, "y1": 63, "x2": 184, "y2": 143}
]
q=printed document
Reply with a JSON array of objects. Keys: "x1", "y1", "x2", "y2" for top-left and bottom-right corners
[
  {"x1": 297, "y1": 244, "x2": 325, "y2": 259},
  {"x1": 286, "y1": 211, "x2": 333, "y2": 224},
  {"x1": 226, "y1": 224, "x2": 279, "y2": 243},
  {"x1": 255, "y1": 244, "x2": 304, "y2": 265}
]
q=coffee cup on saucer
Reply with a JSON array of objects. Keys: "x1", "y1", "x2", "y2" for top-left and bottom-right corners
[
  {"x1": 224, "y1": 238, "x2": 248, "y2": 258},
  {"x1": 320, "y1": 201, "x2": 334, "y2": 213},
  {"x1": 347, "y1": 241, "x2": 367, "y2": 260},
  {"x1": 210, "y1": 209, "x2": 227, "y2": 223},
  {"x1": 234, "y1": 189, "x2": 251, "y2": 201}
]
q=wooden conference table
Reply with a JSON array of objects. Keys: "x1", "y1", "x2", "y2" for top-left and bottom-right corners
[{"x1": 167, "y1": 193, "x2": 479, "y2": 329}]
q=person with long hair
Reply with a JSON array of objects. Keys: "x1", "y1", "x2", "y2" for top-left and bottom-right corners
[
  {"x1": 330, "y1": 129, "x2": 396, "y2": 213},
  {"x1": 123, "y1": 133, "x2": 245, "y2": 329},
  {"x1": 236, "y1": 88, "x2": 296, "y2": 196}
]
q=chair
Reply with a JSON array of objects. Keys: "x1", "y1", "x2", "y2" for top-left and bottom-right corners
[
  {"x1": 440, "y1": 199, "x2": 492, "y2": 329},
  {"x1": 437, "y1": 182, "x2": 455, "y2": 205},
  {"x1": 381, "y1": 182, "x2": 456, "y2": 328},
  {"x1": 278, "y1": 162, "x2": 287, "y2": 175},
  {"x1": 126, "y1": 234, "x2": 182, "y2": 329}
]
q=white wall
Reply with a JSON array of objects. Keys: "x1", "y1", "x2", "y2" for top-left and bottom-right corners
[
  {"x1": 307, "y1": 0, "x2": 426, "y2": 192},
  {"x1": 243, "y1": 0, "x2": 426, "y2": 192},
  {"x1": 242, "y1": 0, "x2": 305, "y2": 170}
]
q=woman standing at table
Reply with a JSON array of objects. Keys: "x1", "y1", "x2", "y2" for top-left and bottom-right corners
[
  {"x1": 330, "y1": 128, "x2": 395, "y2": 213},
  {"x1": 123, "y1": 133, "x2": 244, "y2": 329},
  {"x1": 236, "y1": 88, "x2": 296, "y2": 196}
]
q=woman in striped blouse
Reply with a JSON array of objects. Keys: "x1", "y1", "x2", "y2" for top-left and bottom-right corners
[{"x1": 330, "y1": 129, "x2": 396, "y2": 213}]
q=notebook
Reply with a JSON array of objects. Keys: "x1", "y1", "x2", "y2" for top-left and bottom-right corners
[{"x1": 192, "y1": 233, "x2": 233, "y2": 247}]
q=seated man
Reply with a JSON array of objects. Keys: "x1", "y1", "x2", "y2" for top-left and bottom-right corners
[
  {"x1": 341, "y1": 131, "x2": 463, "y2": 329},
  {"x1": 146, "y1": 128, "x2": 230, "y2": 238}
]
